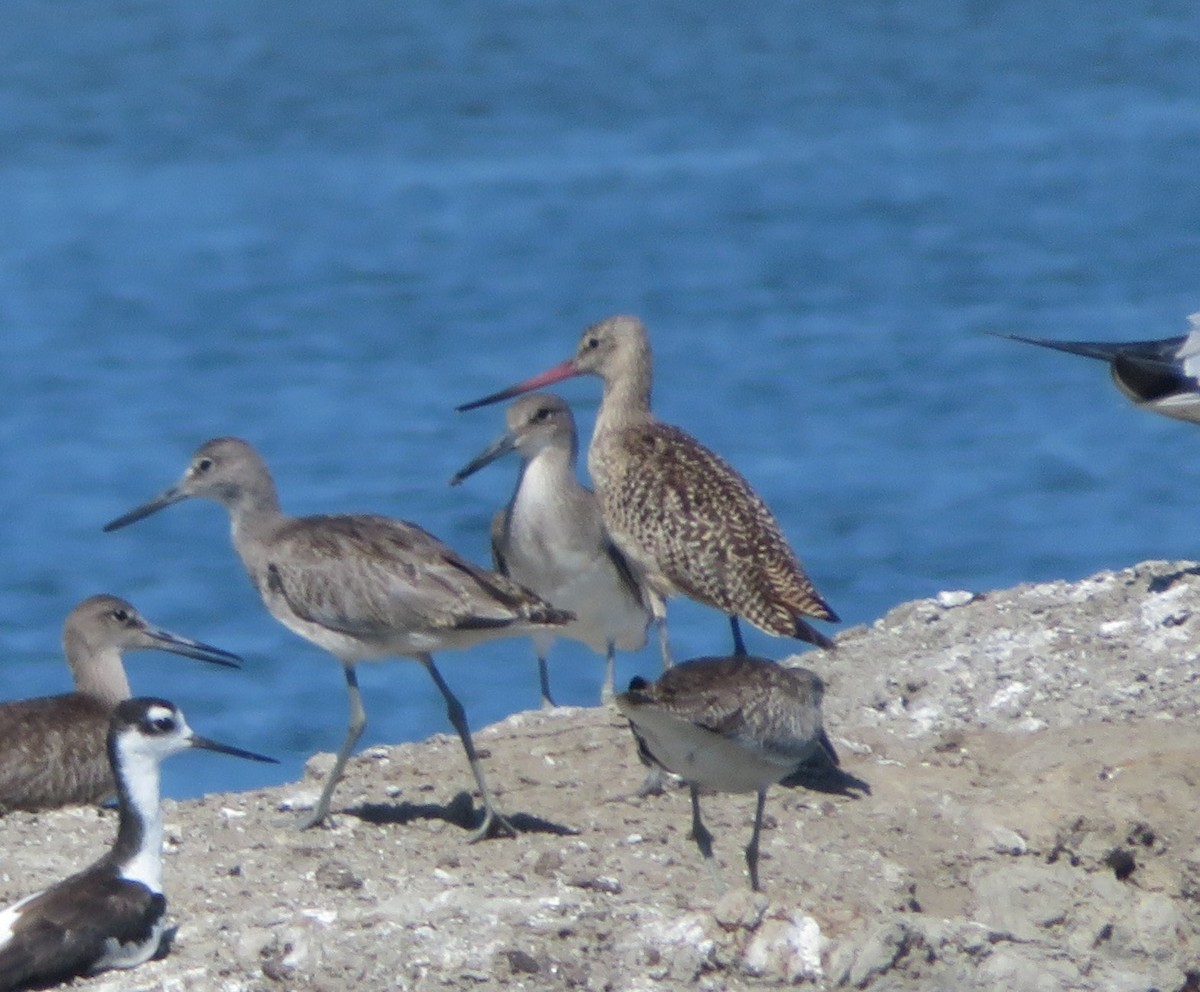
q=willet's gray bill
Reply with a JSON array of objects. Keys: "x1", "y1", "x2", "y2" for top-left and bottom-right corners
[
  {"x1": 103, "y1": 437, "x2": 571, "y2": 839},
  {"x1": 0, "y1": 697, "x2": 274, "y2": 992},
  {"x1": 450, "y1": 392, "x2": 650, "y2": 707},
  {"x1": 994, "y1": 311, "x2": 1200, "y2": 424},
  {"x1": 0, "y1": 595, "x2": 241, "y2": 814},
  {"x1": 615, "y1": 654, "x2": 836, "y2": 892},
  {"x1": 457, "y1": 315, "x2": 839, "y2": 666}
]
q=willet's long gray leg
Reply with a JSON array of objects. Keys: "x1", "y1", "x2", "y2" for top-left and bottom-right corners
[
  {"x1": 419, "y1": 653, "x2": 515, "y2": 841},
  {"x1": 457, "y1": 316, "x2": 839, "y2": 659},
  {"x1": 296, "y1": 664, "x2": 366, "y2": 831},
  {"x1": 103, "y1": 436, "x2": 570, "y2": 836}
]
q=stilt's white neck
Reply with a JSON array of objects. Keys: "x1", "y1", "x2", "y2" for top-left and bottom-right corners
[{"x1": 112, "y1": 740, "x2": 165, "y2": 894}]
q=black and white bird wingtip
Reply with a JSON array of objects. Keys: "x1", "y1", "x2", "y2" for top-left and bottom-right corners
[
  {"x1": 993, "y1": 311, "x2": 1200, "y2": 424},
  {"x1": 0, "y1": 698, "x2": 275, "y2": 992}
]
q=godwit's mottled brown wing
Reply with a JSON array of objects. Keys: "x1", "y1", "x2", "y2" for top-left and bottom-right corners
[
  {"x1": 261, "y1": 514, "x2": 570, "y2": 639},
  {"x1": 0, "y1": 695, "x2": 113, "y2": 812},
  {"x1": 625, "y1": 656, "x2": 826, "y2": 763},
  {"x1": 595, "y1": 421, "x2": 837, "y2": 643}
]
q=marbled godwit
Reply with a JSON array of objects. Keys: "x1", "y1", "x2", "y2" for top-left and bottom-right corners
[
  {"x1": 103, "y1": 437, "x2": 571, "y2": 837},
  {"x1": 0, "y1": 698, "x2": 274, "y2": 991},
  {"x1": 458, "y1": 315, "x2": 839, "y2": 662},
  {"x1": 450, "y1": 393, "x2": 651, "y2": 706},
  {"x1": 614, "y1": 654, "x2": 835, "y2": 892},
  {"x1": 995, "y1": 312, "x2": 1200, "y2": 424},
  {"x1": 0, "y1": 595, "x2": 241, "y2": 814}
]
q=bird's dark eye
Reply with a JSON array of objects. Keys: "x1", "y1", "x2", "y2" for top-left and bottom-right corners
[
  {"x1": 151, "y1": 717, "x2": 175, "y2": 733},
  {"x1": 533, "y1": 407, "x2": 552, "y2": 422},
  {"x1": 195, "y1": 457, "x2": 214, "y2": 473},
  {"x1": 111, "y1": 608, "x2": 130, "y2": 623},
  {"x1": 584, "y1": 336, "x2": 599, "y2": 350}
]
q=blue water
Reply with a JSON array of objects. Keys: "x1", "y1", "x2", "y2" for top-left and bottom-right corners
[{"x1": 3, "y1": 1, "x2": 1199, "y2": 800}]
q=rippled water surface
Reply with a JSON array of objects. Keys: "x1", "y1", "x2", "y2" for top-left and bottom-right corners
[{"x1": 2, "y1": 1, "x2": 1199, "y2": 797}]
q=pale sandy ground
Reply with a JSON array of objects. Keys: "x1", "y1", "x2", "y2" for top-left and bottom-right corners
[{"x1": 2, "y1": 560, "x2": 1198, "y2": 991}]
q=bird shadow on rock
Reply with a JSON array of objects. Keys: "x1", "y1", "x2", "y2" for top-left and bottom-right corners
[
  {"x1": 780, "y1": 754, "x2": 872, "y2": 798},
  {"x1": 345, "y1": 790, "x2": 580, "y2": 836}
]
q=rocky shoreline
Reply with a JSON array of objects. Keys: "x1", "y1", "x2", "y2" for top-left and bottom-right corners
[{"x1": 1, "y1": 560, "x2": 1197, "y2": 991}]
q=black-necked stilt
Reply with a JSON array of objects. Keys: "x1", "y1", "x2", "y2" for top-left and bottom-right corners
[
  {"x1": 450, "y1": 392, "x2": 650, "y2": 707},
  {"x1": 457, "y1": 315, "x2": 840, "y2": 664},
  {"x1": 103, "y1": 436, "x2": 571, "y2": 838},
  {"x1": 615, "y1": 654, "x2": 836, "y2": 892},
  {"x1": 0, "y1": 595, "x2": 240, "y2": 814},
  {"x1": 0, "y1": 697, "x2": 274, "y2": 991},
  {"x1": 994, "y1": 312, "x2": 1200, "y2": 424}
]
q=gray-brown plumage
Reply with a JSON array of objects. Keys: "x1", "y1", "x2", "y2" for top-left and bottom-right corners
[
  {"x1": 103, "y1": 437, "x2": 572, "y2": 838},
  {"x1": 457, "y1": 314, "x2": 838, "y2": 663},
  {"x1": 0, "y1": 596, "x2": 241, "y2": 815},
  {"x1": 450, "y1": 393, "x2": 651, "y2": 707},
  {"x1": 614, "y1": 654, "x2": 835, "y2": 891}
]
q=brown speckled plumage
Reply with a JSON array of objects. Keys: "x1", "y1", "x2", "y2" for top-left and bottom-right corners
[
  {"x1": 614, "y1": 654, "x2": 835, "y2": 891},
  {"x1": 458, "y1": 314, "x2": 838, "y2": 653}
]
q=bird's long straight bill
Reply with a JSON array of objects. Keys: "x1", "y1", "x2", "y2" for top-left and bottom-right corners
[
  {"x1": 455, "y1": 358, "x2": 580, "y2": 412},
  {"x1": 103, "y1": 487, "x2": 189, "y2": 532},
  {"x1": 190, "y1": 734, "x2": 277, "y2": 764},
  {"x1": 145, "y1": 626, "x2": 243, "y2": 668},
  {"x1": 449, "y1": 432, "x2": 519, "y2": 485}
]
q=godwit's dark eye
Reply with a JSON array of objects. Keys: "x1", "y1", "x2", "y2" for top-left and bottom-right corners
[
  {"x1": 584, "y1": 336, "x2": 600, "y2": 350},
  {"x1": 111, "y1": 608, "x2": 130, "y2": 623},
  {"x1": 195, "y1": 457, "x2": 214, "y2": 473},
  {"x1": 533, "y1": 407, "x2": 552, "y2": 422},
  {"x1": 151, "y1": 717, "x2": 176, "y2": 733}
]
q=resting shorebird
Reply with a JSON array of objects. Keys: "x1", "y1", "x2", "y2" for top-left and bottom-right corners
[
  {"x1": 0, "y1": 595, "x2": 240, "y2": 814},
  {"x1": 0, "y1": 697, "x2": 274, "y2": 991},
  {"x1": 451, "y1": 392, "x2": 650, "y2": 706},
  {"x1": 615, "y1": 654, "x2": 836, "y2": 892},
  {"x1": 996, "y1": 312, "x2": 1200, "y2": 424},
  {"x1": 104, "y1": 437, "x2": 571, "y2": 837},
  {"x1": 458, "y1": 315, "x2": 839, "y2": 665}
]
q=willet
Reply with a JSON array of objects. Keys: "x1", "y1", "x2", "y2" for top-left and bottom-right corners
[
  {"x1": 458, "y1": 315, "x2": 839, "y2": 663},
  {"x1": 614, "y1": 654, "x2": 835, "y2": 892},
  {"x1": 0, "y1": 697, "x2": 274, "y2": 991},
  {"x1": 0, "y1": 595, "x2": 241, "y2": 815},
  {"x1": 450, "y1": 393, "x2": 651, "y2": 707},
  {"x1": 103, "y1": 437, "x2": 571, "y2": 837},
  {"x1": 994, "y1": 312, "x2": 1200, "y2": 424}
]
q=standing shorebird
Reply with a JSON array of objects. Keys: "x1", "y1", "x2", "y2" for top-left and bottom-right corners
[
  {"x1": 614, "y1": 655, "x2": 836, "y2": 892},
  {"x1": 450, "y1": 393, "x2": 651, "y2": 707},
  {"x1": 0, "y1": 595, "x2": 241, "y2": 814},
  {"x1": 103, "y1": 437, "x2": 571, "y2": 837},
  {"x1": 995, "y1": 312, "x2": 1200, "y2": 424},
  {"x1": 0, "y1": 697, "x2": 275, "y2": 991},
  {"x1": 458, "y1": 315, "x2": 839, "y2": 663}
]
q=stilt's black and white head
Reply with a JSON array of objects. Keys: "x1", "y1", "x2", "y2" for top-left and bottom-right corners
[
  {"x1": 0, "y1": 698, "x2": 275, "y2": 992},
  {"x1": 111, "y1": 697, "x2": 275, "y2": 771}
]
